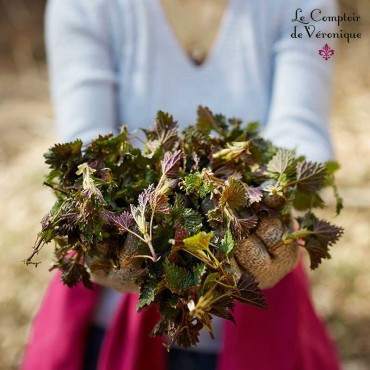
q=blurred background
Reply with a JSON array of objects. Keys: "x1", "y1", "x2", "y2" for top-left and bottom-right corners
[{"x1": 0, "y1": 0, "x2": 369, "y2": 369}]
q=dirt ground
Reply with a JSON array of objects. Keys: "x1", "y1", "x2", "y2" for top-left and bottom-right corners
[{"x1": 0, "y1": 35, "x2": 369, "y2": 370}]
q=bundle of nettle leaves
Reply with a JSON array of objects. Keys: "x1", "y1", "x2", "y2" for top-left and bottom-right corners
[{"x1": 27, "y1": 107, "x2": 343, "y2": 348}]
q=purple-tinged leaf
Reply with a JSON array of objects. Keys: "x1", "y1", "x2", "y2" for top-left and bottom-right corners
[
  {"x1": 110, "y1": 211, "x2": 134, "y2": 232},
  {"x1": 232, "y1": 274, "x2": 267, "y2": 308},
  {"x1": 311, "y1": 218, "x2": 344, "y2": 246},
  {"x1": 305, "y1": 239, "x2": 331, "y2": 270},
  {"x1": 138, "y1": 184, "x2": 154, "y2": 210},
  {"x1": 245, "y1": 186, "x2": 263, "y2": 205},
  {"x1": 230, "y1": 215, "x2": 258, "y2": 239},
  {"x1": 161, "y1": 150, "x2": 183, "y2": 178},
  {"x1": 299, "y1": 212, "x2": 344, "y2": 269},
  {"x1": 296, "y1": 161, "x2": 326, "y2": 192},
  {"x1": 149, "y1": 191, "x2": 170, "y2": 214}
]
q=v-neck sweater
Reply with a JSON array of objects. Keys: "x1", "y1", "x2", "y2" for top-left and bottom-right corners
[
  {"x1": 46, "y1": 0, "x2": 336, "y2": 161},
  {"x1": 44, "y1": 0, "x2": 337, "y2": 356}
]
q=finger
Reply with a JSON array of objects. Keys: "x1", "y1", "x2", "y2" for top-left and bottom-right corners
[
  {"x1": 255, "y1": 216, "x2": 285, "y2": 250},
  {"x1": 234, "y1": 234, "x2": 272, "y2": 281}
]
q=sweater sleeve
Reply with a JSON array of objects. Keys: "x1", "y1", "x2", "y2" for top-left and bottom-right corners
[
  {"x1": 45, "y1": 0, "x2": 119, "y2": 144},
  {"x1": 262, "y1": 0, "x2": 338, "y2": 162}
]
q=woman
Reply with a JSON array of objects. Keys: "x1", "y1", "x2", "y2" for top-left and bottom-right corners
[{"x1": 22, "y1": 0, "x2": 340, "y2": 369}]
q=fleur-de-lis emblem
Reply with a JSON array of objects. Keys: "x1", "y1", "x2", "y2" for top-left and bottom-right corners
[{"x1": 319, "y1": 44, "x2": 335, "y2": 60}]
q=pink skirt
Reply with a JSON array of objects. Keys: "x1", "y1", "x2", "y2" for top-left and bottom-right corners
[{"x1": 22, "y1": 262, "x2": 341, "y2": 370}]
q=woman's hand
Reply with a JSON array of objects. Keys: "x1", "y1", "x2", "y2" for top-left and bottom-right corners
[
  {"x1": 90, "y1": 213, "x2": 299, "y2": 292},
  {"x1": 234, "y1": 216, "x2": 299, "y2": 289},
  {"x1": 88, "y1": 233, "x2": 143, "y2": 292}
]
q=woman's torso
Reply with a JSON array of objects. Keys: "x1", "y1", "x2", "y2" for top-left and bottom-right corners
[
  {"x1": 93, "y1": 0, "x2": 280, "y2": 350},
  {"x1": 109, "y1": 0, "x2": 278, "y2": 135}
]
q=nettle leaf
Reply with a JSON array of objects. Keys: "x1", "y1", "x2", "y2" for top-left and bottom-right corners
[
  {"x1": 137, "y1": 277, "x2": 160, "y2": 311},
  {"x1": 296, "y1": 161, "x2": 326, "y2": 192},
  {"x1": 197, "y1": 106, "x2": 216, "y2": 132},
  {"x1": 209, "y1": 295, "x2": 236, "y2": 323},
  {"x1": 44, "y1": 140, "x2": 83, "y2": 168},
  {"x1": 192, "y1": 264, "x2": 207, "y2": 285},
  {"x1": 206, "y1": 206, "x2": 223, "y2": 228},
  {"x1": 85, "y1": 129, "x2": 130, "y2": 161},
  {"x1": 164, "y1": 260, "x2": 194, "y2": 293},
  {"x1": 149, "y1": 111, "x2": 179, "y2": 151},
  {"x1": 149, "y1": 191, "x2": 170, "y2": 215},
  {"x1": 220, "y1": 178, "x2": 246, "y2": 209},
  {"x1": 245, "y1": 186, "x2": 263, "y2": 205},
  {"x1": 324, "y1": 161, "x2": 343, "y2": 215},
  {"x1": 161, "y1": 150, "x2": 183, "y2": 178},
  {"x1": 109, "y1": 211, "x2": 134, "y2": 233},
  {"x1": 310, "y1": 217, "x2": 344, "y2": 246},
  {"x1": 182, "y1": 173, "x2": 213, "y2": 199},
  {"x1": 299, "y1": 212, "x2": 344, "y2": 269},
  {"x1": 213, "y1": 141, "x2": 253, "y2": 163},
  {"x1": 175, "y1": 319, "x2": 203, "y2": 348},
  {"x1": 293, "y1": 189, "x2": 324, "y2": 211},
  {"x1": 214, "y1": 114, "x2": 229, "y2": 135},
  {"x1": 246, "y1": 121, "x2": 260, "y2": 134},
  {"x1": 183, "y1": 232, "x2": 213, "y2": 252},
  {"x1": 305, "y1": 239, "x2": 332, "y2": 270},
  {"x1": 219, "y1": 229, "x2": 235, "y2": 257},
  {"x1": 182, "y1": 173, "x2": 201, "y2": 192},
  {"x1": 60, "y1": 260, "x2": 93, "y2": 289},
  {"x1": 201, "y1": 272, "x2": 219, "y2": 293},
  {"x1": 153, "y1": 111, "x2": 178, "y2": 150},
  {"x1": 171, "y1": 195, "x2": 203, "y2": 232},
  {"x1": 232, "y1": 274, "x2": 267, "y2": 308},
  {"x1": 267, "y1": 148, "x2": 296, "y2": 175},
  {"x1": 230, "y1": 214, "x2": 258, "y2": 240}
]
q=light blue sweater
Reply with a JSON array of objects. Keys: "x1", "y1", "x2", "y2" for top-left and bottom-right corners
[
  {"x1": 46, "y1": 0, "x2": 337, "y2": 162},
  {"x1": 45, "y1": 0, "x2": 337, "y2": 349}
]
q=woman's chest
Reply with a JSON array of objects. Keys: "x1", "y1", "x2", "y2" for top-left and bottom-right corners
[{"x1": 115, "y1": 0, "x2": 276, "y2": 132}]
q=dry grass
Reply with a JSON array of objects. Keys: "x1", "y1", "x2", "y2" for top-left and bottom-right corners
[{"x1": 0, "y1": 33, "x2": 369, "y2": 370}]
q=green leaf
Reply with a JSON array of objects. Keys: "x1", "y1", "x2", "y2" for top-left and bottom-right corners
[
  {"x1": 182, "y1": 173, "x2": 213, "y2": 199},
  {"x1": 44, "y1": 140, "x2": 83, "y2": 168},
  {"x1": 137, "y1": 277, "x2": 160, "y2": 311},
  {"x1": 267, "y1": 148, "x2": 296, "y2": 175},
  {"x1": 219, "y1": 229, "x2": 235, "y2": 257},
  {"x1": 201, "y1": 272, "x2": 220, "y2": 293},
  {"x1": 182, "y1": 173, "x2": 202, "y2": 192},
  {"x1": 164, "y1": 260, "x2": 194, "y2": 293},
  {"x1": 220, "y1": 177, "x2": 246, "y2": 209},
  {"x1": 213, "y1": 141, "x2": 253, "y2": 162},
  {"x1": 324, "y1": 161, "x2": 343, "y2": 215},
  {"x1": 324, "y1": 160, "x2": 340, "y2": 176},
  {"x1": 84, "y1": 129, "x2": 129, "y2": 161},
  {"x1": 196, "y1": 106, "x2": 216, "y2": 132},
  {"x1": 206, "y1": 206, "x2": 223, "y2": 228},
  {"x1": 183, "y1": 232, "x2": 213, "y2": 252},
  {"x1": 192, "y1": 264, "x2": 207, "y2": 285},
  {"x1": 171, "y1": 195, "x2": 203, "y2": 233},
  {"x1": 293, "y1": 189, "x2": 324, "y2": 211},
  {"x1": 245, "y1": 121, "x2": 259, "y2": 134}
]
